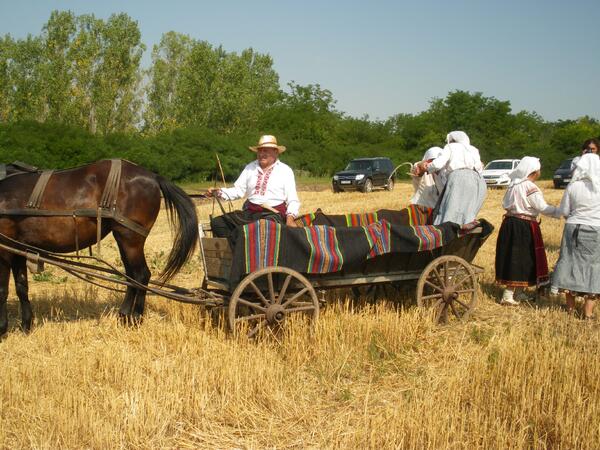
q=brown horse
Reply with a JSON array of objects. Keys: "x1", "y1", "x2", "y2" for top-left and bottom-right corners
[{"x1": 0, "y1": 159, "x2": 198, "y2": 335}]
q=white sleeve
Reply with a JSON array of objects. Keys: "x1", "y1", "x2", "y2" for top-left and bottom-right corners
[
  {"x1": 427, "y1": 146, "x2": 451, "y2": 173},
  {"x1": 570, "y1": 156, "x2": 580, "y2": 172},
  {"x1": 473, "y1": 151, "x2": 484, "y2": 173},
  {"x1": 555, "y1": 188, "x2": 571, "y2": 218},
  {"x1": 284, "y1": 168, "x2": 300, "y2": 217},
  {"x1": 528, "y1": 190, "x2": 557, "y2": 217},
  {"x1": 219, "y1": 167, "x2": 249, "y2": 201}
]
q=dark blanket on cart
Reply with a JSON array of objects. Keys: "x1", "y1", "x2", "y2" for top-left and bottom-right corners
[
  {"x1": 229, "y1": 218, "x2": 466, "y2": 285},
  {"x1": 294, "y1": 204, "x2": 433, "y2": 227}
]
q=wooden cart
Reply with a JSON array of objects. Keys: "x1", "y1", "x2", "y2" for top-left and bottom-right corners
[{"x1": 199, "y1": 221, "x2": 492, "y2": 337}]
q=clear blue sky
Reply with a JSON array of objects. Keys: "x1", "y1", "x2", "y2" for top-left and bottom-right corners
[{"x1": 1, "y1": 0, "x2": 598, "y2": 121}]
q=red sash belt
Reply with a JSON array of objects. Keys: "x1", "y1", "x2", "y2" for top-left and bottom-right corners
[
  {"x1": 504, "y1": 212, "x2": 538, "y2": 222},
  {"x1": 244, "y1": 201, "x2": 287, "y2": 219}
]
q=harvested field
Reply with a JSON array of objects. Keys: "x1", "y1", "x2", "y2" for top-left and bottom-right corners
[{"x1": 1, "y1": 181, "x2": 599, "y2": 449}]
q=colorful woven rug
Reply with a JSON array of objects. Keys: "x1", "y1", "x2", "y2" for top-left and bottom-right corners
[
  {"x1": 294, "y1": 212, "x2": 316, "y2": 227},
  {"x1": 345, "y1": 212, "x2": 379, "y2": 227},
  {"x1": 303, "y1": 225, "x2": 344, "y2": 273},
  {"x1": 407, "y1": 204, "x2": 433, "y2": 226},
  {"x1": 411, "y1": 225, "x2": 444, "y2": 251},
  {"x1": 242, "y1": 219, "x2": 282, "y2": 273},
  {"x1": 363, "y1": 220, "x2": 392, "y2": 259}
]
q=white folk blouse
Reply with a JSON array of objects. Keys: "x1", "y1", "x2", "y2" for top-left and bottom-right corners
[
  {"x1": 502, "y1": 180, "x2": 556, "y2": 218},
  {"x1": 219, "y1": 160, "x2": 300, "y2": 217}
]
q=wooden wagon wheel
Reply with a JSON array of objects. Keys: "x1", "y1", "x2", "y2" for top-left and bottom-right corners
[
  {"x1": 228, "y1": 267, "x2": 320, "y2": 337},
  {"x1": 416, "y1": 255, "x2": 478, "y2": 324}
]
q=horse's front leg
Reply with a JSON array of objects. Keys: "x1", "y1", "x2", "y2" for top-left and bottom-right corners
[
  {"x1": 0, "y1": 255, "x2": 12, "y2": 336},
  {"x1": 12, "y1": 256, "x2": 33, "y2": 333}
]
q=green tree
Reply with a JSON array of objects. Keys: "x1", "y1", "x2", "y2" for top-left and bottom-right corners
[
  {"x1": 144, "y1": 31, "x2": 194, "y2": 132},
  {"x1": 91, "y1": 13, "x2": 145, "y2": 133},
  {"x1": 259, "y1": 82, "x2": 340, "y2": 142},
  {"x1": 550, "y1": 117, "x2": 600, "y2": 157},
  {"x1": 0, "y1": 35, "x2": 13, "y2": 122},
  {"x1": 0, "y1": 10, "x2": 144, "y2": 134},
  {"x1": 40, "y1": 10, "x2": 77, "y2": 123},
  {"x1": 145, "y1": 34, "x2": 280, "y2": 134},
  {"x1": 4, "y1": 35, "x2": 45, "y2": 121}
]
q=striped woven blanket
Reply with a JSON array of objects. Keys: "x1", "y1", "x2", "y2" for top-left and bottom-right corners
[
  {"x1": 407, "y1": 204, "x2": 433, "y2": 226},
  {"x1": 345, "y1": 212, "x2": 379, "y2": 227},
  {"x1": 303, "y1": 225, "x2": 344, "y2": 273},
  {"x1": 241, "y1": 219, "x2": 282, "y2": 273},
  {"x1": 294, "y1": 212, "x2": 316, "y2": 227},
  {"x1": 363, "y1": 219, "x2": 392, "y2": 259},
  {"x1": 410, "y1": 224, "x2": 444, "y2": 251},
  {"x1": 229, "y1": 218, "x2": 465, "y2": 285}
]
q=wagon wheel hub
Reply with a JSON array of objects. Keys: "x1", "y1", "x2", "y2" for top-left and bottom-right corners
[
  {"x1": 265, "y1": 304, "x2": 286, "y2": 325},
  {"x1": 442, "y1": 286, "x2": 458, "y2": 303},
  {"x1": 228, "y1": 267, "x2": 320, "y2": 338}
]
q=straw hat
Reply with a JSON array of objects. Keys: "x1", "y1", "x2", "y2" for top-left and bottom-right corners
[{"x1": 249, "y1": 135, "x2": 286, "y2": 153}]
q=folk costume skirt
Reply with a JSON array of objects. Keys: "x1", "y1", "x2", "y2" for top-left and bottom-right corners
[
  {"x1": 433, "y1": 169, "x2": 486, "y2": 225},
  {"x1": 552, "y1": 223, "x2": 600, "y2": 295},
  {"x1": 495, "y1": 216, "x2": 549, "y2": 287}
]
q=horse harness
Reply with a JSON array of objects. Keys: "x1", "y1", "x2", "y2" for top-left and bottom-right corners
[{"x1": 0, "y1": 159, "x2": 149, "y2": 259}]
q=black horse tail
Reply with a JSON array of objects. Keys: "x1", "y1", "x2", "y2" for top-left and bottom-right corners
[{"x1": 156, "y1": 176, "x2": 198, "y2": 281}]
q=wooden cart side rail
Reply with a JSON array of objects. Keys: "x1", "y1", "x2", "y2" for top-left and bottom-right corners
[
  {"x1": 306, "y1": 270, "x2": 425, "y2": 289},
  {"x1": 204, "y1": 269, "x2": 426, "y2": 294}
]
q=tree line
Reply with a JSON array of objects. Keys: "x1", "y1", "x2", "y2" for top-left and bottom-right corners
[{"x1": 1, "y1": 10, "x2": 599, "y2": 181}]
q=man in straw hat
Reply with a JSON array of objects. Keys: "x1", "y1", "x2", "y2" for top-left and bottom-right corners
[{"x1": 207, "y1": 135, "x2": 300, "y2": 239}]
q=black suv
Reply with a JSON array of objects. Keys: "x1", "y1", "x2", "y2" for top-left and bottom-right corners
[
  {"x1": 553, "y1": 158, "x2": 573, "y2": 188},
  {"x1": 332, "y1": 157, "x2": 395, "y2": 193}
]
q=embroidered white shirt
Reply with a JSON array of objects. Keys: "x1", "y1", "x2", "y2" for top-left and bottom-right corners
[
  {"x1": 219, "y1": 160, "x2": 300, "y2": 217},
  {"x1": 502, "y1": 180, "x2": 557, "y2": 217}
]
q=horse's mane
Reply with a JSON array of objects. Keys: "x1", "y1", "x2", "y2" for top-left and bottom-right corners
[{"x1": 0, "y1": 161, "x2": 40, "y2": 181}]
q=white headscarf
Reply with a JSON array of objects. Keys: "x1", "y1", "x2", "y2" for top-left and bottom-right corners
[
  {"x1": 442, "y1": 130, "x2": 483, "y2": 173},
  {"x1": 508, "y1": 156, "x2": 541, "y2": 186},
  {"x1": 422, "y1": 146, "x2": 443, "y2": 161},
  {"x1": 446, "y1": 131, "x2": 470, "y2": 146},
  {"x1": 572, "y1": 153, "x2": 600, "y2": 192}
]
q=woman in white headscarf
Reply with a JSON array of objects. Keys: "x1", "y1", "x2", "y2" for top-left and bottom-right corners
[
  {"x1": 418, "y1": 131, "x2": 486, "y2": 225},
  {"x1": 552, "y1": 153, "x2": 600, "y2": 319},
  {"x1": 410, "y1": 146, "x2": 445, "y2": 215},
  {"x1": 495, "y1": 157, "x2": 558, "y2": 305}
]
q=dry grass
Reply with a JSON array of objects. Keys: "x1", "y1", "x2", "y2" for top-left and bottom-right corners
[{"x1": 1, "y1": 181, "x2": 599, "y2": 449}]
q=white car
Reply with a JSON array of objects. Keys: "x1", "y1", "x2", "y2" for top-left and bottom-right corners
[{"x1": 482, "y1": 159, "x2": 520, "y2": 187}]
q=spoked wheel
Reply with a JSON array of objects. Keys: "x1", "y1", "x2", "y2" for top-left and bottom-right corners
[
  {"x1": 228, "y1": 267, "x2": 319, "y2": 338},
  {"x1": 416, "y1": 255, "x2": 478, "y2": 324}
]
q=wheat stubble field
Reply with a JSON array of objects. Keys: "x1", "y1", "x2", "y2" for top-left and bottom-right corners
[{"x1": 0, "y1": 181, "x2": 599, "y2": 449}]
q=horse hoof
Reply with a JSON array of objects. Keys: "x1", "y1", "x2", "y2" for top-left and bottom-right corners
[{"x1": 119, "y1": 313, "x2": 143, "y2": 327}]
